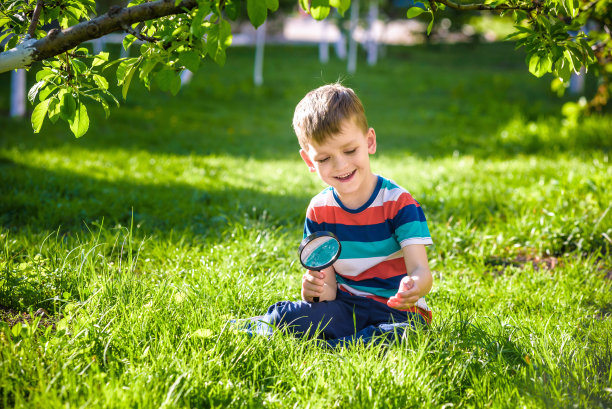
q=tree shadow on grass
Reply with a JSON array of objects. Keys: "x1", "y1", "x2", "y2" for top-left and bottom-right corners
[
  {"x1": 0, "y1": 158, "x2": 309, "y2": 236},
  {"x1": 1, "y1": 44, "x2": 609, "y2": 162}
]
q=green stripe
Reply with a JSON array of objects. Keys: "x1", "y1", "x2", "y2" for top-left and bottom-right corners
[
  {"x1": 339, "y1": 237, "x2": 401, "y2": 259},
  {"x1": 395, "y1": 221, "x2": 431, "y2": 241}
]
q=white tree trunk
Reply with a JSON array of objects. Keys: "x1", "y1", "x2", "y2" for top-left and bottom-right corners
[
  {"x1": 319, "y1": 20, "x2": 329, "y2": 64},
  {"x1": 10, "y1": 69, "x2": 27, "y2": 118},
  {"x1": 347, "y1": 0, "x2": 359, "y2": 74},
  {"x1": 366, "y1": 1, "x2": 378, "y2": 66},
  {"x1": 254, "y1": 21, "x2": 266, "y2": 86}
]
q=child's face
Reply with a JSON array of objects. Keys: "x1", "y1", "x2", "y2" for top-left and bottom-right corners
[{"x1": 300, "y1": 119, "x2": 377, "y2": 205}]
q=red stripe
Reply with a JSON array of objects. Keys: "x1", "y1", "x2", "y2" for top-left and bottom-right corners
[
  {"x1": 348, "y1": 257, "x2": 406, "y2": 281},
  {"x1": 308, "y1": 193, "x2": 419, "y2": 225},
  {"x1": 338, "y1": 287, "x2": 432, "y2": 324}
]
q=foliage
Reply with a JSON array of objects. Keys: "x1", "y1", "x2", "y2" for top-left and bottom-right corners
[{"x1": 404, "y1": 0, "x2": 611, "y2": 113}]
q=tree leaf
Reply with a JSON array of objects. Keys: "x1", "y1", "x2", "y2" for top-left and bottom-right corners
[
  {"x1": 68, "y1": 102, "x2": 89, "y2": 138},
  {"x1": 93, "y1": 74, "x2": 109, "y2": 90},
  {"x1": 28, "y1": 80, "x2": 47, "y2": 103},
  {"x1": 31, "y1": 99, "x2": 51, "y2": 133},
  {"x1": 427, "y1": 12, "x2": 434, "y2": 36},
  {"x1": 178, "y1": 50, "x2": 200, "y2": 72},
  {"x1": 298, "y1": 0, "x2": 310, "y2": 12},
  {"x1": 122, "y1": 63, "x2": 138, "y2": 100},
  {"x1": 265, "y1": 0, "x2": 279, "y2": 12},
  {"x1": 247, "y1": 0, "x2": 267, "y2": 28},
  {"x1": 329, "y1": 0, "x2": 350, "y2": 15},
  {"x1": 311, "y1": 0, "x2": 331, "y2": 20},
  {"x1": 407, "y1": 7, "x2": 425, "y2": 18},
  {"x1": 60, "y1": 92, "x2": 76, "y2": 121},
  {"x1": 155, "y1": 70, "x2": 175, "y2": 92},
  {"x1": 170, "y1": 74, "x2": 182, "y2": 96}
]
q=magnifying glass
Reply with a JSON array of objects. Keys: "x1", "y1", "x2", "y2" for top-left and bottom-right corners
[{"x1": 298, "y1": 231, "x2": 341, "y2": 303}]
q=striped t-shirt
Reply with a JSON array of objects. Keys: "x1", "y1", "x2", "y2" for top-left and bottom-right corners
[{"x1": 304, "y1": 175, "x2": 433, "y2": 320}]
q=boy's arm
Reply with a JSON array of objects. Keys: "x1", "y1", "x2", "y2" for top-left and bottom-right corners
[
  {"x1": 387, "y1": 244, "x2": 432, "y2": 310},
  {"x1": 301, "y1": 265, "x2": 337, "y2": 302}
]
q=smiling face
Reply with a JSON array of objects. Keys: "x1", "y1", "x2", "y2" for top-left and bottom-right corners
[{"x1": 300, "y1": 118, "x2": 378, "y2": 209}]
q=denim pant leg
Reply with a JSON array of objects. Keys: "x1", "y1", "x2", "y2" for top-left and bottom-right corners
[{"x1": 263, "y1": 299, "x2": 357, "y2": 340}]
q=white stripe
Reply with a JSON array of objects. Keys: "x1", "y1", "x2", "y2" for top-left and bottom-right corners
[
  {"x1": 400, "y1": 238, "x2": 434, "y2": 247},
  {"x1": 335, "y1": 250, "x2": 403, "y2": 277},
  {"x1": 340, "y1": 283, "x2": 431, "y2": 312}
]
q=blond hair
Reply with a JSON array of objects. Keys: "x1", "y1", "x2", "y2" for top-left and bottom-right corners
[{"x1": 292, "y1": 83, "x2": 368, "y2": 149}]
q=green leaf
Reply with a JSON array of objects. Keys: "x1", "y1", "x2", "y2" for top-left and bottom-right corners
[
  {"x1": 299, "y1": 0, "x2": 310, "y2": 12},
  {"x1": 311, "y1": 0, "x2": 331, "y2": 20},
  {"x1": 155, "y1": 70, "x2": 175, "y2": 92},
  {"x1": 247, "y1": 0, "x2": 267, "y2": 28},
  {"x1": 35, "y1": 69, "x2": 55, "y2": 82},
  {"x1": 407, "y1": 7, "x2": 425, "y2": 18},
  {"x1": 31, "y1": 98, "x2": 51, "y2": 133},
  {"x1": 427, "y1": 12, "x2": 434, "y2": 36},
  {"x1": 121, "y1": 64, "x2": 138, "y2": 100},
  {"x1": 93, "y1": 74, "x2": 109, "y2": 90},
  {"x1": 170, "y1": 74, "x2": 182, "y2": 96},
  {"x1": 178, "y1": 50, "x2": 200, "y2": 72},
  {"x1": 329, "y1": 0, "x2": 350, "y2": 15},
  {"x1": 39, "y1": 84, "x2": 58, "y2": 101},
  {"x1": 92, "y1": 52, "x2": 110, "y2": 67},
  {"x1": 48, "y1": 97, "x2": 61, "y2": 123},
  {"x1": 116, "y1": 58, "x2": 139, "y2": 85},
  {"x1": 60, "y1": 92, "x2": 76, "y2": 121},
  {"x1": 123, "y1": 34, "x2": 137, "y2": 52},
  {"x1": 265, "y1": 0, "x2": 279, "y2": 12},
  {"x1": 11, "y1": 323, "x2": 22, "y2": 338},
  {"x1": 68, "y1": 103, "x2": 89, "y2": 138},
  {"x1": 28, "y1": 80, "x2": 47, "y2": 103},
  {"x1": 528, "y1": 53, "x2": 552, "y2": 78}
]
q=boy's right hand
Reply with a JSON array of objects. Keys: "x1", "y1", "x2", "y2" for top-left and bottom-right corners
[{"x1": 301, "y1": 269, "x2": 325, "y2": 302}]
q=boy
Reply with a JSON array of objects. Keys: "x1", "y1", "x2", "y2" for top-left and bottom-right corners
[{"x1": 263, "y1": 83, "x2": 433, "y2": 343}]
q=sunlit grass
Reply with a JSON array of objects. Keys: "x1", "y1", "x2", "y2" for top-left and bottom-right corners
[{"x1": 0, "y1": 43, "x2": 610, "y2": 408}]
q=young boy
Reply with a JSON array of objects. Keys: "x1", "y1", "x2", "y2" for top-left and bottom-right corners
[{"x1": 262, "y1": 83, "x2": 433, "y2": 343}]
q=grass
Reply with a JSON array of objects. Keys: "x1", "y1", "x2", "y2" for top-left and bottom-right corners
[{"x1": 0, "y1": 42, "x2": 611, "y2": 408}]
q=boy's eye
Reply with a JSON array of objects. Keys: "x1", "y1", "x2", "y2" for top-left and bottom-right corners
[
  {"x1": 345, "y1": 148, "x2": 357, "y2": 154},
  {"x1": 317, "y1": 157, "x2": 330, "y2": 163}
]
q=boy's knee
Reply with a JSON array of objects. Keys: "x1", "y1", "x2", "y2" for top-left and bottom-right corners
[{"x1": 265, "y1": 300, "x2": 311, "y2": 327}]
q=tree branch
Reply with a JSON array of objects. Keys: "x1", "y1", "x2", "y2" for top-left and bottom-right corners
[
  {"x1": 27, "y1": 0, "x2": 44, "y2": 38},
  {"x1": 121, "y1": 23, "x2": 158, "y2": 43},
  {"x1": 0, "y1": 0, "x2": 198, "y2": 73},
  {"x1": 431, "y1": 0, "x2": 536, "y2": 12}
]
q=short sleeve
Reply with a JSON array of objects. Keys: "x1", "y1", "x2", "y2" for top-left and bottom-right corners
[{"x1": 391, "y1": 193, "x2": 433, "y2": 247}]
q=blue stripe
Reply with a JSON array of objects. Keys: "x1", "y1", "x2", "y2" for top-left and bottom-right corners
[
  {"x1": 395, "y1": 221, "x2": 431, "y2": 241},
  {"x1": 338, "y1": 274, "x2": 404, "y2": 288},
  {"x1": 337, "y1": 276, "x2": 399, "y2": 298},
  {"x1": 392, "y1": 203, "x2": 427, "y2": 226},
  {"x1": 305, "y1": 220, "x2": 394, "y2": 242},
  {"x1": 339, "y1": 237, "x2": 401, "y2": 259}
]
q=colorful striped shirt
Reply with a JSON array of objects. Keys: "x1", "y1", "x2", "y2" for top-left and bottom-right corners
[{"x1": 304, "y1": 175, "x2": 433, "y2": 320}]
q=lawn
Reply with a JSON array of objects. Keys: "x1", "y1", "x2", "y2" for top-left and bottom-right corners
[{"x1": 0, "y1": 41, "x2": 611, "y2": 408}]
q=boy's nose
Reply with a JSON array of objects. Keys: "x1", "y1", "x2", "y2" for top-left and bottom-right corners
[{"x1": 332, "y1": 155, "x2": 347, "y2": 170}]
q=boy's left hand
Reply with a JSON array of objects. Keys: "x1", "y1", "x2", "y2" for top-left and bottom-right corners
[{"x1": 387, "y1": 276, "x2": 421, "y2": 310}]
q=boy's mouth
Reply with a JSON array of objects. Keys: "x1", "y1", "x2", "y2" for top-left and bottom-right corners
[{"x1": 335, "y1": 170, "x2": 356, "y2": 182}]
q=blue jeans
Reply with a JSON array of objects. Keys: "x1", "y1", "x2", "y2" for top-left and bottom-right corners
[{"x1": 263, "y1": 290, "x2": 427, "y2": 346}]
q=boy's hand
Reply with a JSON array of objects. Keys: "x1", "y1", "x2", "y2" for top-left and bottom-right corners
[
  {"x1": 387, "y1": 276, "x2": 421, "y2": 310},
  {"x1": 301, "y1": 269, "x2": 326, "y2": 302}
]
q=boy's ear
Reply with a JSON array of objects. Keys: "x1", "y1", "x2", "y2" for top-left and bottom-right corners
[
  {"x1": 367, "y1": 128, "x2": 377, "y2": 154},
  {"x1": 299, "y1": 149, "x2": 317, "y2": 173}
]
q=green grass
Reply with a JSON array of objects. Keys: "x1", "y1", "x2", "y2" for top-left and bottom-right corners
[{"x1": 0, "y1": 42, "x2": 611, "y2": 408}]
